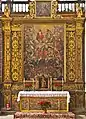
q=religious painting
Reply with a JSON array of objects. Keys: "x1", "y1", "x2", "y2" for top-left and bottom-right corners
[
  {"x1": 36, "y1": 1, "x2": 51, "y2": 17},
  {"x1": 24, "y1": 24, "x2": 65, "y2": 81}
]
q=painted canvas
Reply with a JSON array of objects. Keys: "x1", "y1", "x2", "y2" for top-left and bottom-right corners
[
  {"x1": 24, "y1": 24, "x2": 64, "y2": 80},
  {"x1": 36, "y1": 1, "x2": 51, "y2": 17}
]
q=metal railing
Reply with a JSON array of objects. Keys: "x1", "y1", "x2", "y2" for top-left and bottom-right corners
[
  {"x1": 58, "y1": 1, "x2": 85, "y2": 12},
  {"x1": 0, "y1": 1, "x2": 85, "y2": 14},
  {"x1": 0, "y1": 1, "x2": 29, "y2": 13}
]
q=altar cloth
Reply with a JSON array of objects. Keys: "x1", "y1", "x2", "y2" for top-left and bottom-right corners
[{"x1": 17, "y1": 91, "x2": 70, "y2": 104}]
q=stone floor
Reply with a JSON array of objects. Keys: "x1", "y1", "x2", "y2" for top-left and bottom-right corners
[{"x1": 0, "y1": 115, "x2": 86, "y2": 119}]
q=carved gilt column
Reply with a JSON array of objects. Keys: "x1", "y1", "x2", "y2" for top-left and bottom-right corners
[
  {"x1": 74, "y1": 18, "x2": 85, "y2": 109},
  {"x1": 75, "y1": 18, "x2": 84, "y2": 82},
  {"x1": 66, "y1": 18, "x2": 85, "y2": 111},
  {"x1": 0, "y1": 22, "x2": 2, "y2": 83},
  {"x1": 11, "y1": 24, "x2": 23, "y2": 82},
  {"x1": 66, "y1": 22, "x2": 76, "y2": 82},
  {"x1": 11, "y1": 23, "x2": 23, "y2": 110},
  {"x1": 2, "y1": 17, "x2": 12, "y2": 107}
]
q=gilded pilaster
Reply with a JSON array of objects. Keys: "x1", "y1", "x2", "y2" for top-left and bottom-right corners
[
  {"x1": 66, "y1": 22, "x2": 76, "y2": 82},
  {"x1": 51, "y1": 1, "x2": 58, "y2": 18},
  {"x1": 1, "y1": 5, "x2": 12, "y2": 107},
  {"x1": 2, "y1": 18, "x2": 12, "y2": 82},
  {"x1": 75, "y1": 18, "x2": 84, "y2": 82},
  {"x1": 1, "y1": 17, "x2": 12, "y2": 107},
  {"x1": 0, "y1": 22, "x2": 2, "y2": 82},
  {"x1": 11, "y1": 24, "x2": 23, "y2": 82}
]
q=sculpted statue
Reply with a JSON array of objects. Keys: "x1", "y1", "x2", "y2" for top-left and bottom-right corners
[
  {"x1": 4, "y1": 5, "x2": 10, "y2": 18},
  {"x1": 41, "y1": 76, "x2": 47, "y2": 88},
  {"x1": 76, "y1": 3, "x2": 82, "y2": 18}
]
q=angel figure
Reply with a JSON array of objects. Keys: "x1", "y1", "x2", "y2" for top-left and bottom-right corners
[{"x1": 4, "y1": 5, "x2": 10, "y2": 18}]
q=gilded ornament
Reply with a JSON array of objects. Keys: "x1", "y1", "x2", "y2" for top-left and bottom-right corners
[
  {"x1": 24, "y1": 2, "x2": 35, "y2": 19},
  {"x1": 12, "y1": 84, "x2": 23, "y2": 91},
  {"x1": 4, "y1": 84, "x2": 11, "y2": 90},
  {"x1": 2, "y1": 19, "x2": 11, "y2": 82},
  {"x1": 11, "y1": 31, "x2": 23, "y2": 82},
  {"x1": 3, "y1": 5, "x2": 10, "y2": 18},
  {"x1": 51, "y1": 1, "x2": 58, "y2": 18},
  {"x1": 29, "y1": 2, "x2": 35, "y2": 18},
  {"x1": 66, "y1": 23, "x2": 75, "y2": 31},
  {"x1": 75, "y1": 19, "x2": 84, "y2": 82},
  {"x1": 76, "y1": 3, "x2": 82, "y2": 18},
  {"x1": 3, "y1": 91, "x2": 11, "y2": 107},
  {"x1": 12, "y1": 94, "x2": 19, "y2": 110},
  {"x1": 66, "y1": 30, "x2": 76, "y2": 82},
  {"x1": 12, "y1": 24, "x2": 21, "y2": 31}
]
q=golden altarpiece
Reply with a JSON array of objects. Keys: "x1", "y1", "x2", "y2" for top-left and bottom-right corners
[{"x1": 0, "y1": 0, "x2": 85, "y2": 111}]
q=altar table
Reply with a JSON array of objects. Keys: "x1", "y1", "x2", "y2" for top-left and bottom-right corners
[{"x1": 17, "y1": 91, "x2": 70, "y2": 112}]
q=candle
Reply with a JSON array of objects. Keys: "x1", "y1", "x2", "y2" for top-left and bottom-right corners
[
  {"x1": 24, "y1": 78, "x2": 26, "y2": 90},
  {"x1": 62, "y1": 76, "x2": 64, "y2": 91}
]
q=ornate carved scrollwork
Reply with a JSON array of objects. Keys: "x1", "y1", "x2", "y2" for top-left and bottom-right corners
[
  {"x1": 76, "y1": 18, "x2": 84, "y2": 82},
  {"x1": 0, "y1": 22, "x2": 2, "y2": 82},
  {"x1": 4, "y1": 91, "x2": 11, "y2": 107},
  {"x1": 11, "y1": 24, "x2": 23, "y2": 82},
  {"x1": 11, "y1": 32, "x2": 19, "y2": 81},
  {"x1": 12, "y1": 84, "x2": 23, "y2": 91},
  {"x1": 29, "y1": 1, "x2": 35, "y2": 18},
  {"x1": 66, "y1": 25, "x2": 76, "y2": 82},
  {"x1": 51, "y1": 1, "x2": 58, "y2": 19},
  {"x1": 75, "y1": 92, "x2": 84, "y2": 108},
  {"x1": 2, "y1": 9, "x2": 12, "y2": 106},
  {"x1": 4, "y1": 83, "x2": 11, "y2": 90},
  {"x1": 25, "y1": 1, "x2": 35, "y2": 19},
  {"x1": 12, "y1": 94, "x2": 19, "y2": 111},
  {"x1": 2, "y1": 18, "x2": 11, "y2": 82},
  {"x1": 66, "y1": 19, "x2": 84, "y2": 83}
]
